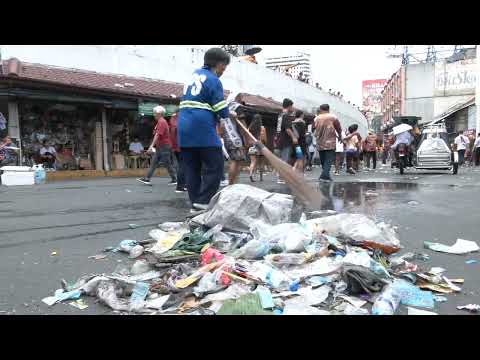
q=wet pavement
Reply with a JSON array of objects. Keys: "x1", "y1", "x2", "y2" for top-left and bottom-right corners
[{"x1": 1, "y1": 164, "x2": 479, "y2": 315}]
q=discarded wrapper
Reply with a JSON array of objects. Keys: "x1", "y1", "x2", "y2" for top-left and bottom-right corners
[{"x1": 457, "y1": 304, "x2": 480, "y2": 313}]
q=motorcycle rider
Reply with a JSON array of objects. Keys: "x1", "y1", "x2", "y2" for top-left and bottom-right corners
[{"x1": 390, "y1": 119, "x2": 414, "y2": 167}]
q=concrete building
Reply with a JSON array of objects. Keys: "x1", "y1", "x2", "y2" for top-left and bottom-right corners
[
  {"x1": 381, "y1": 52, "x2": 476, "y2": 135},
  {"x1": 264, "y1": 52, "x2": 312, "y2": 82}
]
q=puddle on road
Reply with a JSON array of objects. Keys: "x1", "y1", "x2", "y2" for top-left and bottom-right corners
[{"x1": 269, "y1": 182, "x2": 420, "y2": 214}]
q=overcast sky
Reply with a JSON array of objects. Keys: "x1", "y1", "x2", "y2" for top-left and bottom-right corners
[{"x1": 199, "y1": 45, "x2": 467, "y2": 106}]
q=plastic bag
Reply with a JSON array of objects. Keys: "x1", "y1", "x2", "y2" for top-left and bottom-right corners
[
  {"x1": 193, "y1": 270, "x2": 225, "y2": 296},
  {"x1": 283, "y1": 303, "x2": 330, "y2": 315},
  {"x1": 232, "y1": 240, "x2": 271, "y2": 260},
  {"x1": 250, "y1": 221, "x2": 313, "y2": 253},
  {"x1": 306, "y1": 214, "x2": 400, "y2": 248},
  {"x1": 96, "y1": 280, "x2": 130, "y2": 312},
  {"x1": 129, "y1": 245, "x2": 144, "y2": 259},
  {"x1": 158, "y1": 222, "x2": 186, "y2": 232},
  {"x1": 191, "y1": 184, "x2": 295, "y2": 233},
  {"x1": 212, "y1": 231, "x2": 235, "y2": 252},
  {"x1": 129, "y1": 282, "x2": 150, "y2": 312},
  {"x1": 130, "y1": 260, "x2": 151, "y2": 276}
]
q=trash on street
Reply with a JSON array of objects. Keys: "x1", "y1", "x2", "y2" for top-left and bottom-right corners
[
  {"x1": 424, "y1": 239, "x2": 480, "y2": 255},
  {"x1": 457, "y1": 304, "x2": 480, "y2": 313},
  {"x1": 39, "y1": 184, "x2": 474, "y2": 315}
]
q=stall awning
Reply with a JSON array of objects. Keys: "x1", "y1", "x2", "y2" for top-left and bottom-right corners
[
  {"x1": 429, "y1": 96, "x2": 475, "y2": 126},
  {"x1": 138, "y1": 103, "x2": 178, "y2": 117}
]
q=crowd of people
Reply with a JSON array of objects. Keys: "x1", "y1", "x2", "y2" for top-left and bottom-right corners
[{"x1": 131, "y1": 47, "x2": 408, "y2": 213}]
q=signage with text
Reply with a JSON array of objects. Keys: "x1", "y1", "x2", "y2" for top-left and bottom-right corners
[{"x1": 434, "y1": 59, "x2": 476, "y2": 96}]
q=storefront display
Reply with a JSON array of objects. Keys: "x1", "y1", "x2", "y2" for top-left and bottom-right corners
[{"x1": 19, "y1": 101, "x2": 100, "y2": 170}]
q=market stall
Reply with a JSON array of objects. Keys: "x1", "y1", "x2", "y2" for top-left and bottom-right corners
[{"x1": 19, "y1": 100, "x2": 100, "y2": 170}]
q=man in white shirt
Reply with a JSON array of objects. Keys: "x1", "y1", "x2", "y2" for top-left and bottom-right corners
[
  {"x1": 334, "y1": 130, "x2": 345, "y2": 175},
  {"x1": 129, "y1": 138, "x2": 144, "y2": 155},
  {"x1": 454, "y1": 132, "x2": 470, "y2": 165},
  {"x1": 474, "y1": 133, "x2": 480, "y2": 167}
]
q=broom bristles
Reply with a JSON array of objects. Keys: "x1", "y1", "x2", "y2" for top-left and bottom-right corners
[{"x1": 234, "y1": 118, "x2": 324, "y2": 209}]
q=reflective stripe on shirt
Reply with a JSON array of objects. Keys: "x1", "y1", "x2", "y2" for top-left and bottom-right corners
[
  {"x1": 179, "y1": 100, "x2": 214, "y2": 112},
  {"x1": 179, "y1": 100, "x2": 228, "y2": 113}
]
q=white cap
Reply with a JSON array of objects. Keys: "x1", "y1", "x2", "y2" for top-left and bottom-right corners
[{"x1": 152, "y1": 105, "x2": 166, "y2": 115}]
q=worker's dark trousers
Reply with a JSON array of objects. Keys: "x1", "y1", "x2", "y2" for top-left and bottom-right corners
[{"x1": 182, "y1": 147, "x2": 224, "y2": 205}]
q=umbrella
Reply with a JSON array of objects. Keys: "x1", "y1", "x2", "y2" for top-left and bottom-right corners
[{"x1": 393, "y1": 123, "x2": 413, "y2": 135}]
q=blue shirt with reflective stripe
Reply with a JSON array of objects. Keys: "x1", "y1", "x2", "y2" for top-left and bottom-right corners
[{"x1": 178, "y1": 67, "x2": 229, "y2": 148}]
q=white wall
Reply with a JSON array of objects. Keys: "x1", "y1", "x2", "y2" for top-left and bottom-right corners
[{"x1": 0, "y1": 45, "x2": 367, "y2": 135}]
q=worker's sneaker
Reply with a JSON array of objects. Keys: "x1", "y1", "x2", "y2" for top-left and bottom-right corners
[
  {"x1": 175, "y1": 187, "x2": 187, "y2": 193},
  {"x1": 192, "y1": 203, "x2": 209, "y2": 211},
  {"x1": 220, "y1": 180, "x2": 229, "y2": 187},
  {"x1": 137, "y1": 178, "x2": 152, "y2": 185}
]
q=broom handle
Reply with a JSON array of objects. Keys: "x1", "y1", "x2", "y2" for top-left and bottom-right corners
[{"x1": 234, "y1": 117, "x2": 259, "y2": 144}]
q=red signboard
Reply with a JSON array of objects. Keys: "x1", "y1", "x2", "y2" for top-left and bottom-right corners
[{"x1": 362, "y1": 79, "x2": 387, "y2": 118}]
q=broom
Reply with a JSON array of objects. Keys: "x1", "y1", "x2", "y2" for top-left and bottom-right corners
[{"x1": 234, "y1": 117, "x2": 325, "y2": 210}]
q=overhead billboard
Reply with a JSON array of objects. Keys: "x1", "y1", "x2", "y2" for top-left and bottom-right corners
[
  {"x1": 434, "y1": 59, "x2": 476, "y2": 96},
  {"x1": 362, "y1": 79, "x2": 387, "y2": 120}
]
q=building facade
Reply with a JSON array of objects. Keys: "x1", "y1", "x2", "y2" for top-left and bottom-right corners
[
  {"x1": 264, "y1": 52, "x2": 312, "y2": 82},
  {"x1": 380, "y1": 54, "x2": 476, "y2": 135}
]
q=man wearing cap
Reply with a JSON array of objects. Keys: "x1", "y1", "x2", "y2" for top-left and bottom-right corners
[
  {"x1": 137, "y1": 105, "x2": 177, "y2": 186},
  {"x1": 178, "y1": 47, "x2": 232, "y2": 212}
]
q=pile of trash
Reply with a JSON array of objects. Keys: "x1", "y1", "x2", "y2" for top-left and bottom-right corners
[{"x1": 42, "y1": 184, "x2": 477, "y2": 315}]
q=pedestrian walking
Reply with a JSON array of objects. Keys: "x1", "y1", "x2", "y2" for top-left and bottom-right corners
[
  {"x1": 305, "y1": 131, "x2": 315, "y2": 171},
  {"x1": 137, "y1": 106, "x2": 177, "y2": 186},
  {"x1": 247, "y1": 114, "x2": 265, "y2": 182},
  {"x1": 292, "y1": 110, "x2": 307, "y2": 174},
  {"x1": 382, "y1": 135, "x2": 392, "y2": 165},
  {"x1": 313, "y1": 104, "x2": 342, "y2": 182},
  {"x1": 363, "y1": 130, "x2": 378, "y2": 170},
  {"x1": 276, "y1": 98, "x2": 296, "y2": 184},
  {"x1": 168, "y1": 113, "x2": 187, "y2": 193},
  {"x1": 221, "y1": 112, "x2": 247, "y2": 185},
  {"x1": 344, "y1": 124, "x2": 361, "y2": 175},
  {"x1": 474, "y1": 133, "x2": 480, "y2": 166},
  {"x1": 334, "y1": 129, "x2": 345, "y2": 175},
  {"x1": 454, "y1": 132, "x2": 470, "y2": 166},
  {"x1": 177, "y1": 47, "x2": 231, "y2": 212}
]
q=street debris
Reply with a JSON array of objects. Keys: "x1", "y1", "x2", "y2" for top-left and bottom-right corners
[
  {"x1": 51, "y1": 251, "x2": 58, "y2": 256},
  {"x1": 457, "y1": 304, "x2": 480, "y2": 313},
  {"x1": 39, "y1": 184, "x2": 474, "y2": 315},
  {"x1": 465, "y1": 260, "x2": 477, "y2": 264},
  {"x1": 407, "y1": 307, "x2": 437, "y2": 315},
  {"x1": 88, "y1": 254, "x2": 108, "y2": 261},
  {"x1": 69, "y1": 299, "x2": 88, "y2": 310},
  {"x1": 129, "y1": 224, "x2": 140, "y2": 229},
  {"x1": 424, "y1": 239, "x2": 480, "y2": 255}
]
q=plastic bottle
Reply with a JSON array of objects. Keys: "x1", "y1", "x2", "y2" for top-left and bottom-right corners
[
  {"x1": 33, "y1": 164, "x2": 46, "y2": 184},
  {"x1": 295, "y1": 145, "x2": 303, "y2": 159},
  {"x1": 371, "y1": 283, "x2": 401, "y2": 315}
]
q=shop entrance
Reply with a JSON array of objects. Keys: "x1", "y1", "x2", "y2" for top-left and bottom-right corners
[{"x1": 19, "y1": 100, "x2": 101, "y2": 170}]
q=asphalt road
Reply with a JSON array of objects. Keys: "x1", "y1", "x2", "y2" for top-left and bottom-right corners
[{"x1": 1, "y1": 164, "x2": 479, "y2": 315}]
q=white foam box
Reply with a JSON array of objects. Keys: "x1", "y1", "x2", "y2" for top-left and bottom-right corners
[{"x1": 0, "y1": 166, "x2": 35, "y2": 186}]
